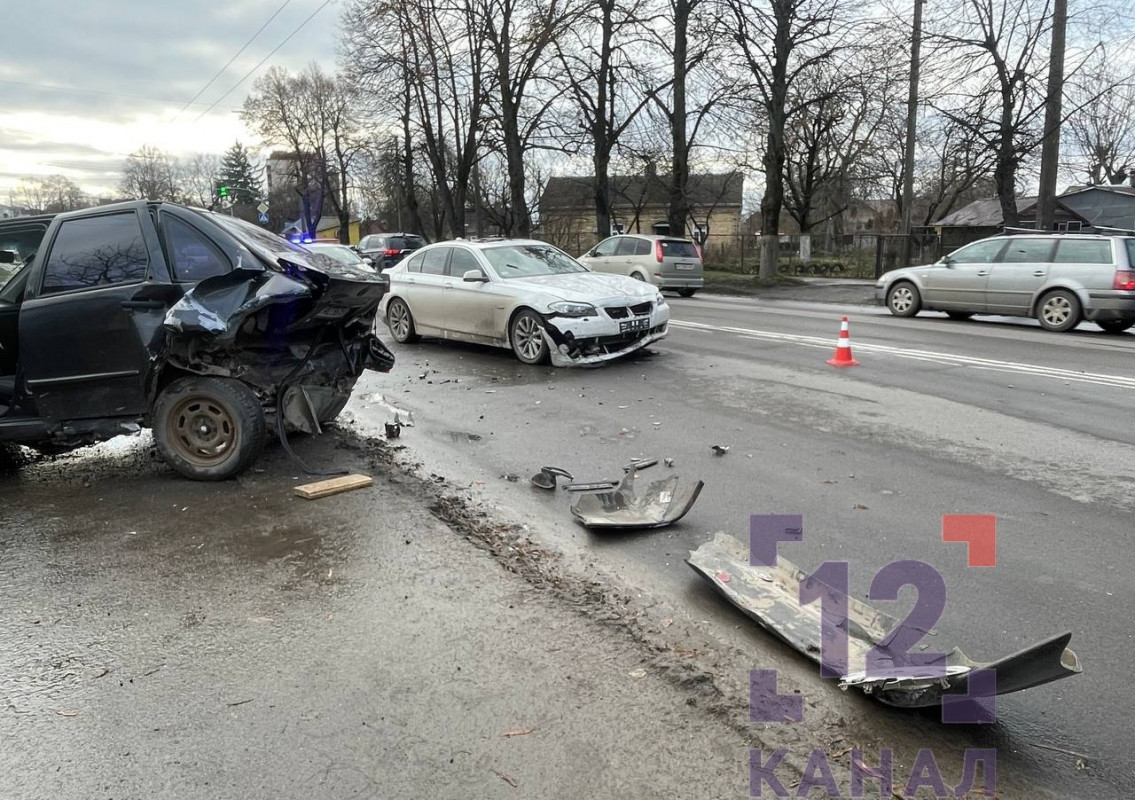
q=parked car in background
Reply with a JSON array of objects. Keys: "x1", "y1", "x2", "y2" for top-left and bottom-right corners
[
  {"x1": 876, "y1": 234, "x2": 1135, "y2": 333},
  {"x1": 380, "y1": 239, "x2": 669, "y2": 366},
  {"x1": 577, "y1": 234, "x2": 704, "y2": 297},
  {"x1": 307, "y1": 242, "x2": 377, "y2": 271},
  {"x1": 358, "y1": 232, "x2": 427, "y2": 270}
]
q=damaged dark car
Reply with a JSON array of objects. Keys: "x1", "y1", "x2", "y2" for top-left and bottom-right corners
[{"x1": 0, "y1": 201, "x2": 393, "y2": 480}]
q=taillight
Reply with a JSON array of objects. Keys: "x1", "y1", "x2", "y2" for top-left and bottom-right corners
[
  {"x1": 695, "y1": 242, "x2": 703, "y2": 261},
  {"x1": 655, "y1": 241, "x2": 664, "y2": 263},
  {"x1": 1115, "y1": 270, "x2": 1135, "y2": 291},
  {"x1": 384, "y1": 248, "x2": 401, "y2": 257}
]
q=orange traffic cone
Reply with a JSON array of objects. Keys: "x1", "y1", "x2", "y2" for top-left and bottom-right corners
[{"x1": 826, "y1": 316, "x2": 860, "y2": 367}]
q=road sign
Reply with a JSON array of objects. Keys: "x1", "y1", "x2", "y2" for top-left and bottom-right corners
[
  {"x1": 257, "y1": 202, "x2": 269, "y2": 214},
  {"x1": 258, "y1": 212, "x2": 269, "y2": 224}
]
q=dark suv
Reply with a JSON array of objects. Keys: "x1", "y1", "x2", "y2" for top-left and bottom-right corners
[
  {"x1": 358, "y1": 233, "x2": 426, "y2": 269},
  {"x1": 0, "y1": 201, "x2": 394, "y2": 480}
]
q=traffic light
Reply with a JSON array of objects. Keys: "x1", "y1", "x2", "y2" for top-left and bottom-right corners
[{"x1": 215, "y1": 181, "x2": 230, "y2": 199}]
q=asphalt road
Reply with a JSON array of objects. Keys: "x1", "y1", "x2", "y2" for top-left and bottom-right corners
[{"x1": 347, "y1": 292, "x2": 1135, "y2": 799}]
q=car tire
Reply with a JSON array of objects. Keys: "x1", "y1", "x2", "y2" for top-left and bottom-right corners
[
  {"x1": 631, "y1": 272, "x2": 647, "y2": 281},
  {"x1": 1097, "y1": 319, "x2": 1133, "y2": 334},
  {"x1": 1036, "y1": 289, "x2": 1082, "y2": 332},
  {"x1": 945, "y1": 311, "x2": 973, "y2": 321},
  {"x1": 886, "y1": 281, "x2": 921, "y2": 317},
  {"x1": 387, "y1": 297, "x2": 419, "y2": 343},
  {"x1": 153, "y1": 376, "x2": 267, "y2": 481},
  {"x1": 510, "y1": 309, "x2": 550, "y2": 365},
  {"x1": 678, "y1": 288, "x2": 697, "y2": 298}
]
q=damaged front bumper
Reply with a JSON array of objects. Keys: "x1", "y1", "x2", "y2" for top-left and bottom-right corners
[
  {"x1": 688, "y1": 533, "x2": 1082, "y2": 709},
  {"x1": 541, "y1": 303, "x2": 670, "y2": 367}
]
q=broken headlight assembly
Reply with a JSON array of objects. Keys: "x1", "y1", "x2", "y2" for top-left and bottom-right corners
[{"x1": 548, "y1": 301, "x2": 597, "y2": 317}]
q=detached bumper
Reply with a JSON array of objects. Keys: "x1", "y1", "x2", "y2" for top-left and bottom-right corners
[{"x1": 542, "y1": 304, "x2": 670, "y2": 367}]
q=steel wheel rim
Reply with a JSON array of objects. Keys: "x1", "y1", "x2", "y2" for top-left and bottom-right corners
[
  {"x1": 168, "y1": 395, "x2": 238, "y2": 467},
  {"x1": 390, "y1": 302, "x2": 410, "y2": 339},
  {"x1": 891, "y1": 287, "x2": 913, "y2": 312},
  {"x1": 514, "y1": 315, "x2": 543, "y2": 360},
  {"x1": 1043, "y1": 296, "x2": 1071, "y2": 326}
]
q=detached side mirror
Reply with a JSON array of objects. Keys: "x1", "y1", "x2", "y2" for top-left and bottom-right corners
[
  {"x1": 463, "y1": 269, "x2": 489, "y2": 283},
  {"x1": 0, "y1": 250, "x2": 15, "y2": 264}
]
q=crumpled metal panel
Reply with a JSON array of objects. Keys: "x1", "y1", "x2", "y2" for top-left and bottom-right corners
[
  {"x1": 164, "y1": 268, "x2": 312, "y2": 339},
  {"x1": 687, "y1": 533, "x2": 1081, "y2": 708},
  {"x1": 570, "y1": 470, "x2": 704, "y2": 529}
]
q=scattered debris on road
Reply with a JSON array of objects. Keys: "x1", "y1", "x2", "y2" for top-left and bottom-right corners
[
  {"x1": 293, "y1": 474, "x2": 374, "y2": 500},
  {"x1": 688, "y1": 533, "x2": 1082, "y2": 709},
  {"x1": 530, "y1": 466, "x2": 574, "y2": 490},
  {"x1": 384, "y1": 422, "x2": 402, "y2": 439},
  {"x1": 570, "y1": 471, "x2": 705, "y2": 530},
  {"x1": 711, "y1": 445, "x2": 730, "y2": 456},
  {"x1": 490, "y1": 768, "x2": 519, "y2": 788},
  {"x1": 502, "y1": 728, "x2": 534, "y2": 738}
]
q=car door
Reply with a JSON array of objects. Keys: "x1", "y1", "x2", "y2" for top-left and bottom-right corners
[
  {"x1": 985, "y1": 237, "x2": 1057, "y2": 315},
  {"x1": 18, "y1": 204, "x2": 176, "y2": 421},
  {"x1": 410, "y1": 246, "x2": 452, "y2": 332},
  {"x1": 582, "y1": 237, "x2": 622, "y2": 274},
  {"x1": 440, "y1": 247, "x2": 505, "y2": 342},
  {"x1": 922, "y1": 238, "x2": 1006, "y2": 311}
]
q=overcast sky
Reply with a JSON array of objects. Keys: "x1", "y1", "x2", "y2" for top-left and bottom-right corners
[{"x1": 1, "y1": 0, "x2": 342, "y2": 200}]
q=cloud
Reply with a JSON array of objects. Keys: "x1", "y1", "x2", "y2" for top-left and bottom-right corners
[{"x1": 0, "y1": 0, "x2": 342, "y2": 195}]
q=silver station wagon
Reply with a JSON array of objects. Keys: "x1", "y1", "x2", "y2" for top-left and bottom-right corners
[{"x1": 876, "y1": 234, "x2": 1135, "y2": 333}]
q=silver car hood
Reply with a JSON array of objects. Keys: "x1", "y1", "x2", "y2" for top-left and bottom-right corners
[{"x1": 503, "y1": 272, "x2": 658, "y2": 304}]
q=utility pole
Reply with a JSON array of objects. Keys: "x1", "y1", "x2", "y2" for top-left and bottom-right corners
[
  {"x1": 1036, "y1": 0, "x2": 1067, "y2": 230},
  {"x1": 899, "y1": 0, "x2": 924, "y2": 267}
]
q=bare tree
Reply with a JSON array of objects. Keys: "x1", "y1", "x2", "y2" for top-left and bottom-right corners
[
  {"x1": 722, "y1": 0, "x2": 851, "y2": 277},
  {"x1": 12, "y1": 175, "x2": 88, "y2": 213},
  {"x1": 120, "y1": 145, "x2": 179, "y2": 201},
  {"x1": 1064, "y1": 53, "x2": 1135, "y2": 186},
  {"x1": 179, "y1": 153, "x2": 222, "y2": 208}
]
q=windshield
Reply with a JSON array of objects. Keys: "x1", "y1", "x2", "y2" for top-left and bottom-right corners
[
  {"x1": 309, "y1": 244, "x2": 363, "y2": 266},
  {"x1": 483, "y1": 243, "x2": 588, "y2": 279}
]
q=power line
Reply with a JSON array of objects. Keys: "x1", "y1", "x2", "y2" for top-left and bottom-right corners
[
  {"x1": 169, "y1": 0, "x2": 295, "y2": 122},
  {"x1": 0, "y1": 78, "x2": 238, "y2": 109},
  {"x1": 192, "y1": 0, "x2": 335, "y2": 124}
]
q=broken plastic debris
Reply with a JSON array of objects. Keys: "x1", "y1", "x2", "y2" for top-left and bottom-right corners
[
  {"x1": 569, "y1": 470, "x2": 705, "y2": 530},
  {"x1": 384, "y1": 422, "x2": 402, "y2": 439},
  {"x1": 530, "y1": 466, "x2": 574, "y2": 490},
  {"x1": 687, "y1": 533, "x2": 1082, "y2": 709},
  {"x1": 711, "y1": 445, "x2": 730, "y2": 456}
]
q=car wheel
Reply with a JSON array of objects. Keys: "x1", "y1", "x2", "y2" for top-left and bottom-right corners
[
  {"x1": 945, "y1": 311, "x2": 973, "y2": 321},
  {"x1": 510, "y1": 309, "x2": 550, "y2": 365},
  {"x1": 631, "y1": 272, "x2": 647, "y2": 281},
  {"x1": 886, "y1": 282, "x2": 921, "y2": 317},
  {"x1": 387, "y1": 297, "x2": 419, "y2": 343},
  {"x1": 1036, "y1": 289, "x2": 1081, "y2": 332},
  {"x1": 153, "y1": 376, "x2": 267, "y2": 481},
  {"x1": 678, "y1": 288, "x2": 697, "y2": 297},
  {"x1": 1097, "y1": 319, "x2": 1133, "y2": 334}
]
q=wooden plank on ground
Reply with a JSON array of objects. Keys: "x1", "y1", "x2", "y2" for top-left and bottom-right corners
[{"x1": 293, "y1": 474, "x2": 373, "y2": 500}]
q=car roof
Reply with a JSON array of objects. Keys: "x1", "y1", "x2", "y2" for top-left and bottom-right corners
[{"x1": 611, "y1": 233, "x2": 694, "y2": 242}]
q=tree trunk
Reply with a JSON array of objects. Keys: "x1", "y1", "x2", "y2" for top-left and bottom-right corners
[
  {"x1": 593, "y1": 0, "x2": 614, "y2": 243},
  {"x1": 668, "y1": 0, "x2": 691, "y2": 238},
  {"x1": 758, "y1": 5, "x2": 791, "y2": 279}
]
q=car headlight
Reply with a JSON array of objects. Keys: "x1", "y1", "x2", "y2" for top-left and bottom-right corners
[
  {"x1": 654, "y1": 293, "x2": 666, "y2": 306},
  {"x1": 548, "y1": 301, "x2": 597, "y2": 317}
]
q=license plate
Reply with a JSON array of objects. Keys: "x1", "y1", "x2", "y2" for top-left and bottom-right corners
[
  {"x1": 675, "y1": 263, "x2": 695, "y2": 270},
  {"x1": 620, "y1": 317, "x2": 651, "y2": 333}
]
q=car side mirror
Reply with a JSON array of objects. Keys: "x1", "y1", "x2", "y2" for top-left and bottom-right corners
[
  {"x1": 0, "y1": 250, "x2": 15, "y2": 264},
  {"x1": 940, "y1": 256, "x2": 955, "y2": 268},
  {"x1": 463, "y1": 269, "x2": 489, "y2": 283}
]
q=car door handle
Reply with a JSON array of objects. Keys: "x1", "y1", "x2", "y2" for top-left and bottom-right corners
[
  {"x1": 1033, "y1": 270, "x2": 1046, "y2": 277},
  {"x1": 121, "y1": 299, "x2": 166, "y2": 310},
  {"x1": 976, "y1": 270, "x2": 989, "y2": 277}
]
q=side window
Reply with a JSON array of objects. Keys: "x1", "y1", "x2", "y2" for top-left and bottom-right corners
[
  {"x1": 1054, "y1": 239, "x2": 1113, "y2": 264},
  {"x1": 1000, "y1": 238, "x2": 1056, "y2": 263},
  {"x1": 949, "y1": 240, "x2": 1005, "y2": 264},
  {"x1": 593, "y1": 238, "x2": 620, "y2": 257},
  {"x1": 634, "y1": 238, "x2": 652, "y2": 256},
  {"x1": 403, "y1": 251, "x2": 424, "y2": 273},
  {"x1": 616, "y1": 237, "x2": 639, "y2": 256},
  {"x1": 420, "y1": 247, "x2": 450, "y2": 275},
  {"x1": 163, "y1": 217, "x2": 230, "y2": 282},
  {"x1": 41, "y1": 213, "x2": 149, "y2": 295},
  {"x1": 358, "y1": 236, "x2": 371, "y2": 249},
  {"x1": 448, "y1": 248, "x2": 482, "y2": 276}
]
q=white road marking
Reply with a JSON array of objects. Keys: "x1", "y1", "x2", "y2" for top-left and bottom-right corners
[{"x1": 670, "y1": 319, "x2": 1135, "y2": 389}]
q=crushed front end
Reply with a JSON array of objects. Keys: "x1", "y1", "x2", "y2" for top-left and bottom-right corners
[{"x1": 541, "y1": 295, "x2": 670, "y2": 367}]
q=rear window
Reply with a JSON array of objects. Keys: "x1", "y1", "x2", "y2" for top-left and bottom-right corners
[
  {"x1": 660, "y1": 240, "x2": 698, "y2": 259},
  {"x1": 1054, "y1": 239, "x2": 1113, "y2": 264},
  {"x1": 388, "y1": 235, "x2": 425, "y2": 251}
]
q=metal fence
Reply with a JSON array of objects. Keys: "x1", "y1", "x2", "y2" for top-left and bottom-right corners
[{"x1": 533, "y1": 230, "x2": 941, "y2": 279}]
